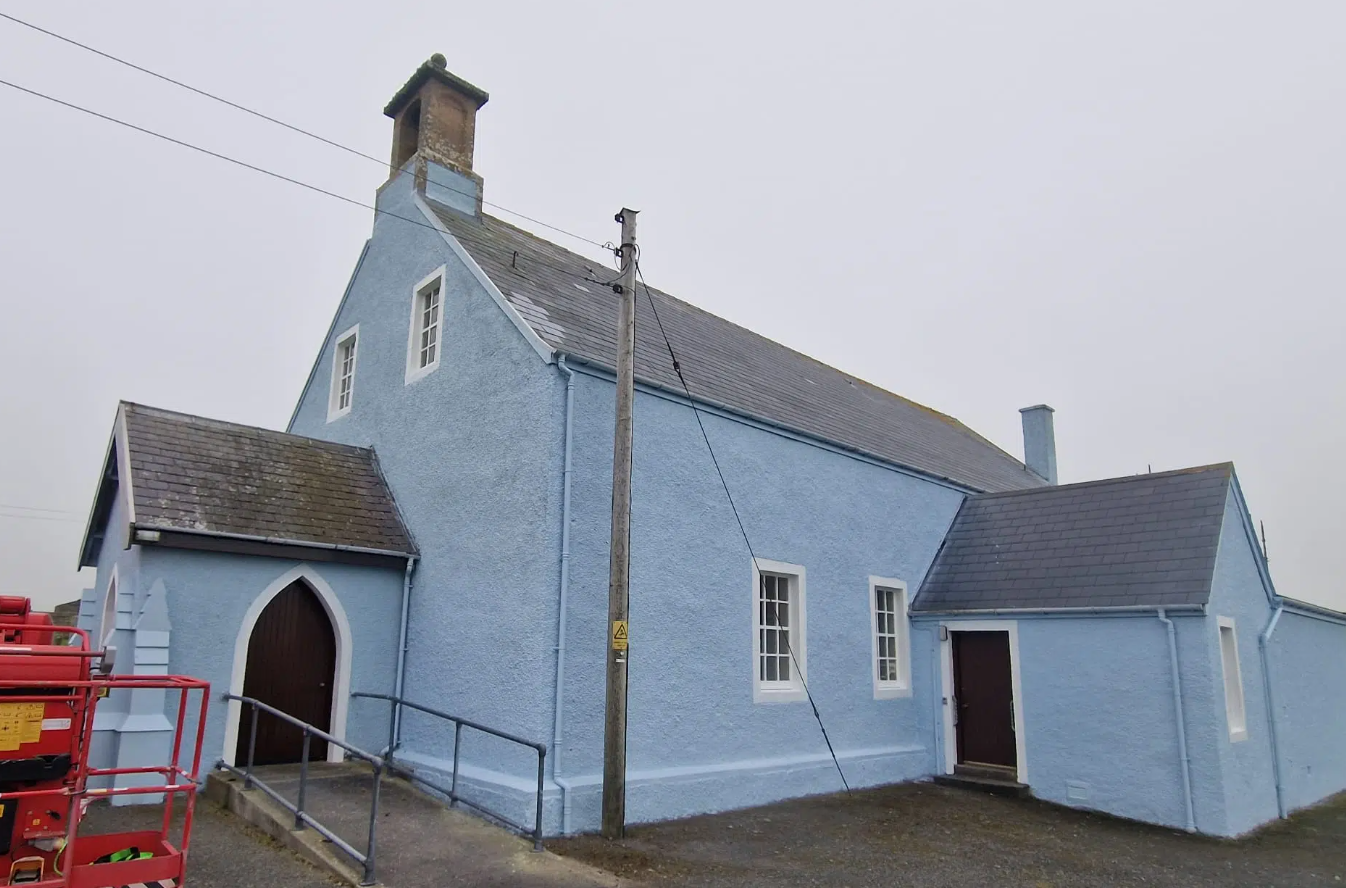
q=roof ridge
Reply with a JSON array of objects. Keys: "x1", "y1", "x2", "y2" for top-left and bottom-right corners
[
  {"x1": 462, "y1": 208, "x2": 1029, "y2": 476},
  {"x1": 121, "y1": 401, "x2": 373, "y2": 457},
  {"x1": 971, "y1": 462, "x2": 1235, "y2": 500}
]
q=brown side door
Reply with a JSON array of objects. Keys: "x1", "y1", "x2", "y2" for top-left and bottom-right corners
[
  {"x1": 236, "y1": 581, "x2": 336, "y2": 766},
  {"x1": 952, "y1": 630, "x2": 1017, "y2": 771}
]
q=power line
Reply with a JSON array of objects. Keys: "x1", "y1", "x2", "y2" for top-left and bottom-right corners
[
  {"x1": 0, "y1": 503, "x2": 78, "y2": 516},
  {"x1": 636, "y1": 261, "x2": 851, "y2": 794},
  {"x1": 0, "y1": 77, "x2": 610, "y2": 286},
  {"x1": 0, "y1": 11, "x2": 608, "y2": 251},
  {"x1": 0, "y1": 511, "x2": 82, "y2": 524}
]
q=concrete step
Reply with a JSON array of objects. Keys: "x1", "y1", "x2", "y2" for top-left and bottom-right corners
[
  {"x1": 933, "y1": 771, "x2": 1031, "y2": 799},
  {"x1": 205, "y1": 765, "x2": 615, "y2": 887},
  {"x1": 954, "y1": 762, "x2": 1019, "y2": 782}
]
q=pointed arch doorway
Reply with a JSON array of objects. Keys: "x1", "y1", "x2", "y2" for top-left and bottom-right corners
[{"x1": 235, "y1": 579, "x2": 337, "y2": 765}]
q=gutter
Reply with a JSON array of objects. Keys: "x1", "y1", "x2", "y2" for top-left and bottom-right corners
[
  {"x1": 1158, "y1": 608, "x2": 1197, "y2": 832},
  {"x1": 393, "y1": 556, "x2": 418, "y2": 749},
  {"x1": 911, "y1": 604, "x2": 1206, "y2": 619},
  {"x1": 551, "y1": 355, "x2": 577, "y2": 833},
  {"x1": 131, "y1": 524, "x2": 416, "y2": 561},
  {"x1": 1259, "y1": 604, "x2": 1287, "y2": 818}
]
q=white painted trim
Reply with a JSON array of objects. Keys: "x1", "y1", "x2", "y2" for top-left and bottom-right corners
[
  {"x1": 222, "y1": 564, "x2": 354, "y2": 766},
  {"x1": 99, "y1": 565, "x2": 119, "y2": 648},
  {"x1": 411, "y1": 192, "x2": 555, "y2": 365},
  {"x1": 326, "y1": 324, "x2": 360, "y2": 422},
  {"x1": 939, "y1": 619, "x2": 1028, "y2": 783},
  {"x1": 868, "y1": 576, "x2": 912, "y2": 699},
  {"x1": 114, "y1": 406, "x2": 136, "y2": 528},
  {"x1": 1217, "y1": 615, "x2": 1249, "y2": 742},
  {"x1": 750, "y1": 559, "x2": 808, "y2": 704},
  {"x1": 404, "y1": 266, "x2": 447, "y2": 385}
]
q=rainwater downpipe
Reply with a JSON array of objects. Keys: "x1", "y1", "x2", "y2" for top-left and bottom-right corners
[
  {"x1": 392, "y1": 556, "x2": 417, "y2": 750},
  {"x1": 552, "y1": 355, "x2": 577, "y2": 833},
  {"x1": 1259, "y1": 604, "x2": 1287, "y2": 818},
  {"x1": 1158, "y1": 608, "x2": 1196, "y2": 832}
]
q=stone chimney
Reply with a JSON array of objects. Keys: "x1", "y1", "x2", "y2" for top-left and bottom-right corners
[
  {"x1": 384, "y1": 55, "x2": 489, "y2": 213},
  {"x1": 1019, "y1": 404, "x2": 1058, "y2": 485}
]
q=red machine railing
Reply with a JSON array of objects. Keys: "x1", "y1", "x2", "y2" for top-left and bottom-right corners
[{"x1": 0, "y1": 607, "x2": 210, "y2": 888}]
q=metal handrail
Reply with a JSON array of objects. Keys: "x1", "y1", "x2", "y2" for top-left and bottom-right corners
[
  {"x1": 351, "y1": 691, "x2": 547, "y2": 851},
  {"x1": 217, "y1": 694, "x2": 386, "y2": 886}
]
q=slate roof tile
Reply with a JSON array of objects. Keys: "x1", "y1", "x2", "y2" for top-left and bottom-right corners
[
  {"x1": 428, "y1": 203, "x2": 1047, "y2": 494},
  {"x1": 120, "y1": 403, "x2": 415, "y2": 555},
  {"x1": 912, "y1": 463, "x2": 1232, "y2": 612}
]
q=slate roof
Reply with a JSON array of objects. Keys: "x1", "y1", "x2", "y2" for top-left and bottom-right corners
[
  {"x1": 116, "y1": 402, "x2": 415, "y2": 556},
  {"x1": 912, "y1": 464, "x2": 1234, "y2": 612},
  {"x1": 428, "y1": 202, "x2": 1047, "y2": 494}
]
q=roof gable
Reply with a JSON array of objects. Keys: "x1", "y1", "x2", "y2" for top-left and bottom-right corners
[
  {"x1": 80, "y1": 403, "x2": 416, "y2": 564},
  {"x1": 426, "y1": 201, "x2": 1045, "y2": 494},
  {"x1": 913, "y1": 463, "x2": 1233, "y2": 612}
]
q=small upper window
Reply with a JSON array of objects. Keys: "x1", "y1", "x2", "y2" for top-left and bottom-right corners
[
  {"x1": 752, "y1": 559, "x2": 807, "y2": 703},
  {"x1": 869, "y1": 577, "x2": 911, "y2": 699},
  {"x1": 1218, "y1": 616, "x2": 1248, "y2": 742},
  {"x1": 406, "y1": 267, "x2": 446, "y2": 384},
  {"x1": 327, "y1": 325, "x2": 359, "y2": 421}
]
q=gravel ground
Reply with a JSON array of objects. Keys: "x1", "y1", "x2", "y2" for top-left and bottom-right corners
[
  {"x1": 550, "y1": 781, "x2": 1346, "y2": 888},
  {"x1": 80, "y1": 801, "x2": 341, "y2": 888}
]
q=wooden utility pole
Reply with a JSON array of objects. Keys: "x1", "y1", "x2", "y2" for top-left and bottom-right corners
[{"x1": 602, "y1": 207, "x2": 639, "y2": 839}]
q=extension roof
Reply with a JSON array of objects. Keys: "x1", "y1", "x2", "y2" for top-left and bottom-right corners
[
  {"x1": 912, "y1": 463, "x2": 1234, "y2": 612},
  {"x1": 78, "y1": 403, "x2": 415, "y2": 567},
  {"x1": 428, "y1": 202, "x2": 1046, "y2": 493}
]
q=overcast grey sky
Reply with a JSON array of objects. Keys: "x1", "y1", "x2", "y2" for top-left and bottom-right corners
[{"x1": 1, "y1": 2, "x2": 1342, "y2": 611}]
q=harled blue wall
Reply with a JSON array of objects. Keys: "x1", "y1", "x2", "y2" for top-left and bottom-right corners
[
  {"x1": 1203, "y1": 488, "x2": 1279, "y2": 835},
  {"x1": 286, "y1": 166, "x2": 567, "y2": 820},
  {"x1": 1266, "y1": 609, "x2": 1346, "y2": 812},
  {"x1": 557, "y1": 363, "x2": 966, "y2": 830}
]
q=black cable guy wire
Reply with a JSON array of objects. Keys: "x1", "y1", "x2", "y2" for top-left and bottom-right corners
[
  {"x1": 636, "y1": 261, "x2": 851, "y2": 794},
  {"x1": 0, "y1": 11, "x2": 608, "y2": 250}
]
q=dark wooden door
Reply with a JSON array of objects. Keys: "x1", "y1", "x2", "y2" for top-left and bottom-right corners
[
  {"x1": 952, "y1": 631, "x2": 1017, "y2": 771},
  {"x1": 235, "y1": 581, "x2": 335, "y2": 766}
]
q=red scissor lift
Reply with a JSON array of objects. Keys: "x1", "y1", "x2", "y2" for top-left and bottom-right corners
[{"x1": 0, "y1": 597, "x2": 209, "y2": 887}]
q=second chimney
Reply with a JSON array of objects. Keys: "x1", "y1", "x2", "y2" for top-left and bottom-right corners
[{"x1": 1020, "y1": 404, "x2": 1058, "y2": 485}]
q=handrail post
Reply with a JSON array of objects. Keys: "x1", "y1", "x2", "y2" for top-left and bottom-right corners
[
  {"x1": 386, "y1": 696, "x2": 398, "y2": 758},
  {"x1": 295, "y1": 730, "x2": 311, "y2": 830},
  {"x1": 533, "y1": 748, "x2": 546, "y2": 851},
  {"x1": 362, "y1": 760, "x2": 384, "y2": 887},
  {"x1": 450, "y1": 721, "x2": 463, "y2": 807},
  {"x1": 245, "y1": 704, "x2": 260, "y2": 790}
]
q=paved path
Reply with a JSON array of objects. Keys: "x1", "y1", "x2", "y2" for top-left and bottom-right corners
[
  {"x1": 222, "y1": 763, "x2": 617, "y2": 887},
  {"x1": 552, "y1": 781, "x2": 1346, "y2": 888}
]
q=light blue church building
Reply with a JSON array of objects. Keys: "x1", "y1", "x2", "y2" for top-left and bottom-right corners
[{"x1": 77, "y1": 57, "x2": 1346, "y2": 838}]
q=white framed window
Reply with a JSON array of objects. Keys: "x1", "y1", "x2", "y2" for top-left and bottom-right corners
[
  {"x1": 327, "y1": 325, "x2": 359, "y2": 421},
  {"x1": 99, "y1": 569, "x2": 118, "y2": 648},
  {"x1": 751, "y1": 559, "x2": 807, "y2": 703},
  {"x1": 869, "y1": 576, "x2": 912, "y2": 699},
  {"x1": 1217, "y1": 616, "x2": 1248, "y2": 742},
  {"x1": 405, "y1": 267, "x2": 446, "y2": 384}
]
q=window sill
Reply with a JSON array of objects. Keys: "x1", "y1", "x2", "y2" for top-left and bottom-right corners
[
  {"x1": 874, "y1": 684, "x2": 913, "y2": 701},
  {"x1": 404, "y1": 362, "x2": 440, "y2": 386},
  {"x1": 1229, "y1": 728, "x2": 1248, "y2": 743},
  {"x1": 326, "y1": 406, "x2": 352, "y2": 423},
  {"x1": 754, "y1": 685, "x2": 807, "y2": 704}
]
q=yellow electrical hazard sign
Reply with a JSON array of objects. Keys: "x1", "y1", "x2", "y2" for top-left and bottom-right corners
[{"x1": 611, "y1": 621, "x2": 628, "y2": 651}]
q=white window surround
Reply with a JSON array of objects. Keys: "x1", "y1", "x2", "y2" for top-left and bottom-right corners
[
  {"x1": 327, "y1": 324, "x2": 359, "y2": 422},
  {"x1": 1218, "y1": 616, "x2": 1248, "y2": 742},
  {"x1": 405, "y1": 266, "x2": 447, "y2": 385},
  {"x1": 751, "y1": 559, "x2": 807, "y2": 704},
  {"x1": 99, "y1": 567, "x2": 118, "y2": 648},
  {"x1": 939, "y1": 620, "x2": 1028, "y2": 783},
  {"x1": 869, "y1": 576, "x2": 912, "y2": 699}
]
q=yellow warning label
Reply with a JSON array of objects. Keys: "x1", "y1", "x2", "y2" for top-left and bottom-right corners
[
  {"x1": 611, "y1": 621, "x2": 628, "y2": 651},
  {"x1": 0, "y1": 703, "x2": 42, "y2": 752}
]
